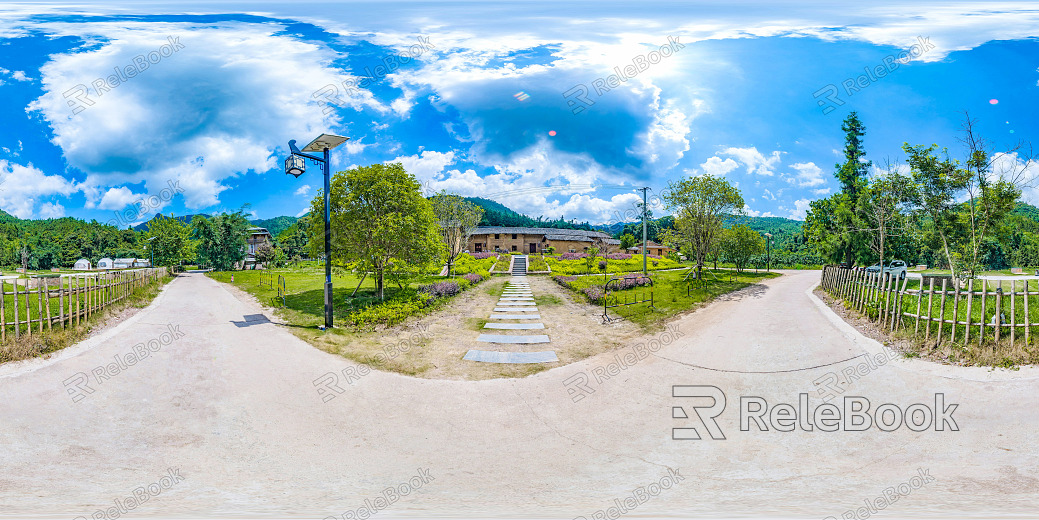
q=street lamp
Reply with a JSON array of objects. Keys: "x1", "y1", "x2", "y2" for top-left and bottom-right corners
[
  {"x1": 284, "y1": 133, "x2": 349, "y2": 329},
  {"x1": 764, "y1": 233, "x2": 772, "y2": 273},
  {"x1": 147, "y1": 236, "x2": 157, "y2": 267}
]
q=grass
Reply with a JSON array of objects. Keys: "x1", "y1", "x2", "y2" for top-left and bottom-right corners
[
  {"x1": 208, "y1": 264, "x2": 490, "y2": 377},
  {"x1": 527, "y1": 255, "x2": 549, "y2": 271},
  {"x1": 1, "y1": 274, "x2": 171, "y2": 363},
  {"x1": 828, "y1": 272, "x2": 1039, "y2": 366},
  {"x1": 556, "y1": 268, "x2": 780, "y2": 330},
  {"x1": 545, "y1": 255, "x2": 683, "y2": 275},
  {"x1": 491, "y1": 255, "x2": 511, "y2": 273}
]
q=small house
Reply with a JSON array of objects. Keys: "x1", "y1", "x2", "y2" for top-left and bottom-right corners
[
  {"x1": 73, "y1": 258, "x2": 91, "y2": 270},
  {"x1": 114, "y1": 258, "x2": 136, "y2": 268},
  {"x1": 97, "y1": 258, "x2": 113, "y2": 269}
]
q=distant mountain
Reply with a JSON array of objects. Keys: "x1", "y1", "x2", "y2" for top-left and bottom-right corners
[
  {"x1": 250, "y1": 216, "x2": 298, "y2": 237},
  {"x1": 132, "y1": 213, "x2": 299, "y2": 236},
  {"x1": 0, "y1": 209, "x2": 16, "y2": 222},
  {"x1": 133, "y1": 213, "x2": 206, "y2": 231},
  {"x1": 463, "y1": 196, "x2": 598, "y2": 231}
]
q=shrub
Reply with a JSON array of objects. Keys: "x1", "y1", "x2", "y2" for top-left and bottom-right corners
[
  {"x1": 463, "y1": 273, "x2": 484, "y2": 284},
  {"x1": 607, "y1": 253, "x2": 632, "y2": 260},
  {"x1": 560, "y1": 252, "x2": 588, "y2": 260},
  {"x1": 418, "y1": 281, "x2": 462, "y2": 298},
  {"x1": 470, "y1": 252, "x2": 497, "y2": 260},
  {"x1": 582, "y1": 285, "x2": 605, "y2": 303},
  {"x1": 598, "y1": 260, "x2": 608, "y2": 270}
]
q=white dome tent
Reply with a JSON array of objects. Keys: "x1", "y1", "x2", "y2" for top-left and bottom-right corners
[
  {"x1": 97, "y1": 258, "x2": 113, "y2": 269},
  {"x1": 73, "y1": 258, "x2": 91, "y2": 270}
]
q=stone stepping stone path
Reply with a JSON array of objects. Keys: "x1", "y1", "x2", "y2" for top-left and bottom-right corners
[
  {"x1": 463, "y1": 350, "x2": 558, "y2": 363},
  {"x1": 484, "y1": 323, "x2": 545, "y2": 330},
  {"x1": 466, "y1": 277, "x2": 557, "y2": 364}
]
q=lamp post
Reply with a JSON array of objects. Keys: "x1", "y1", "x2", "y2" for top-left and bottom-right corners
[
  {"x1": 284, "y1": 133, "x2": 349, "y2": 329},
  {"x1": 764, "y1": 233, "x2": 772, "y2": 273},
  {"x1": 147, "y1": 236, "x2": 157, "y2": 267}
]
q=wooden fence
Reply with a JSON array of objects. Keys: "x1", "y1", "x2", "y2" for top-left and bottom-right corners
[
  {"x1": 0, "y1": 267, "x2": 170, "y2": 341},
  {"x1": 821, "y1": 266, "x2": 1038, "y2": 347}
]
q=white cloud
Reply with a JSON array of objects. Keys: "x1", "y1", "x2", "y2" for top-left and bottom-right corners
[
  {"x1": 721, "y1": 147, "x2": 783, "y2": 176},
  {"x1": 27, "y1": 23, "x2": 366, "y2": 210},
  {"x1": 787, "y1": 162, "x2": 826, "y2": 187},
  {"x1": 700, "y1": 156, "x2": 739, "y2": 176},
  {"x1": 0, "y1": 159, "x2": 78, "y2": 218},
  {"x1": 98, "y1": 186, "x2": 140, "y2": 210},
  {"x1": 812, "y1": 187, "x2": 832, "y2": 196},
  {"x1": 743, "y1": 205, "x2": 776, "y2": 218},
  {"x1": 38, "y1": 202, "x2": 65, "y2": 218},
  {"x1": 294, "y1": 184, "x2": 311, "y2": 197},
  {"x1": 762, "y1": 188, "x2": 776, "y2": 201},
  {"x1": 788, "y1": 198, "x2": 812, "y2": 220}
]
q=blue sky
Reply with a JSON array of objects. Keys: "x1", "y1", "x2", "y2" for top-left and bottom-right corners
[{"x1": 0, "y1": 1, "x2": 1036, "y2": 227}]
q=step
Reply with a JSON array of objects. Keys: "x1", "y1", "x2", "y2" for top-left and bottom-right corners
[
  {"x1": 493, "y1": 307, "x2": 539, "y2": 312},
  {"x1": 496, "y1": 302, "x2": 536, "y2": 306},
  {"x1": 463, "y1": 350, "x2": 559, "y2": 363},
  {"x1": 489, "y1": 314, "x2": 541, "y2": 319},
  {"x1": 484, "y1": 322, "x2": 545, "y2": 329},
  {"x1": 477, "y1": 334, "x2": 551, "y2": 344}
]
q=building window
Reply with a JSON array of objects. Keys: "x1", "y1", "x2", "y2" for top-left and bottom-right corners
[
  {"x1": 569, "y1": 248, "x2": 575, "y2": 253},
  {"x1": 512, "y1": 234, "x2": 517, "y2": 239},
  {"x1": 511, "y1": 245, "x2": 517, "y2": 251},
  {"x1": 494, "y1": 234, "x2": 499, "y2": 239}
]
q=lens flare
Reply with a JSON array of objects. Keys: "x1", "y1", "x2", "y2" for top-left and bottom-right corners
[
  {"x1": 989, "y1": 99, "x2": 999, "y2": 104},
  {"x1": 548, "y1": 130, "x2": 557, "y2": 136}
]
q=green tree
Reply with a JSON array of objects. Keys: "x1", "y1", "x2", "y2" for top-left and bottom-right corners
[
  {"x1": 720, "y1": 224, "x2": 765, "y2": 273},
  {"x1": 663, "y1": 174, "x2": 744, "y2": 279},
  {"x1": 310, "y1": 163, "x2": 445, "y2": 299},
  {"x1": 618, "y1": 233, "x2": 636, "y2": 250},
  {"x1": 431, "y1": 192, "x2": 484, "y2": 277},
  {"x1": 145, "y1": 214, "x2": 191, "y2": 267},
  {"x1": 192, "y1": 211, "x2": 250, "y2": 271},
  {"x1": 857, "y1": 165, "x2": 915, "y2": 273}
]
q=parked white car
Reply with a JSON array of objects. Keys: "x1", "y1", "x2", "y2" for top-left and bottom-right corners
[{"x1": 865, "y1": 260, "x2": 908, "y2": 279}]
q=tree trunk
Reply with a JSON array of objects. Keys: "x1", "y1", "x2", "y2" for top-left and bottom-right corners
[{"x1": 377, "y1": 270, "x2": 385, "y2": 300}]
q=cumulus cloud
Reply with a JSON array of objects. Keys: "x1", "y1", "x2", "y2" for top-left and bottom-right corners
[
  {"x1": 700, "y1": 156, "x2": 739, "y2": 176},
  {"x1": 0, "y1": 159, "x2": 79, "y2": 218},
  {"x1": 788, "y1": 198, "x2": 812, "y2": 220},
  {"x1": 28, "y1": 22, "x2": 364, "y2": 210},
  {"x1": 38, "y1": 201, "x2": 65, "y2": 218},
  {"x1": 721, "y1": 147, "x2": 783, "y2": 176},
  {"x1": 294, "y1": 184, "x2": 311, "y2": 197},
  {"x1": 787, "y1": 162, "x2": 826, "y2": 187}
]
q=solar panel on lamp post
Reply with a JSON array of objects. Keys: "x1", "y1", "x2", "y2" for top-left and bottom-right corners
[{"x1": 284, "y1": 133, "x2": 349, "y2": 329}]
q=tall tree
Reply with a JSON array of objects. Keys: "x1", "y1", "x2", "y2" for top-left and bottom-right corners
[
  {"x1": 857, "y1": 162, "x2": 915, "y2": 275},
  {"x1": 145, "y1": 214, "x2": 191, "y2": 267},
  {"x1": 192, "y1": 211, "x2": 250, "y2": 271},
  {"x1": 430, "y1": 192, "x2": 484, "y2": 277},
  {"x1": 663, "y1": 174, "x2": 744, "y2": 279},
  {"x1": 310, "y1": 163, "x2": 445, "y2": 300},
  {"x1": 719, "y1": 224, "x2": 765, "y2": 274}
]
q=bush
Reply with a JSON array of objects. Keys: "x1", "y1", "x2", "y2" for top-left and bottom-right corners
[
  {"x1": 559, "y1": 252, "x2": 588, "y2": 260},
  {"x1": 607, "y1": 253, "x2": 632, "y2": 260},
  {"x1": 470, "y1": 252, "x2": 497, "y2": 260},
  {"x1": 582, "y1": 285, "x2": 605, "y2": 303},
  {"x1": 463, "y1": 273, "x2": 485, "y2": 284},
  {"x1": 418, "y1": 281, "x2": 462, "y2": 298},
  {"x1": 452, "y1": 253, "x2": 497, "y2": 277}
]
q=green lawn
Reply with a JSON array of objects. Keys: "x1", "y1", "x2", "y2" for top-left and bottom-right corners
[
  {"x1": 545, "y1": 254, "x2": 683, "y2": 275},
  {"x1": 555, "y1": 268, "x2": 779, "y2": 329},
  {"x1": 207, "y1": 264, "x2": 481, "y2": 329}
]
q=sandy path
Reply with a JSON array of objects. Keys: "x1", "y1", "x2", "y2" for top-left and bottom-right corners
[{"x1": 0, "y1": 270, "x2": 1036, "y2": 518}]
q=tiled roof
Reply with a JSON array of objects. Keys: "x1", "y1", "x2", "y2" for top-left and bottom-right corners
[{"x1": 472, "y1": 226, "x2": 611, "y2": 239}]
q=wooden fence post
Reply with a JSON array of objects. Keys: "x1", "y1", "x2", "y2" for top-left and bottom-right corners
[
  {"x1": 995, "y1": 286, "x2": 1003, "y2": 344},
  {"x1": 1011, "y1": 281, "x2": 1017, "y2": 347},
  {"x1": 1026, "y1": 279, "x2": 1031, "y2": 346},
  {"x1": 951, "y1": 282, "x2": 960, "y2": 344},
  {"x1": 937, "y1": 278, "x2": 948, "y2": 342},
  {"x1": 925, "y1": 277, "x2": 935, "y2": 341},
  {"x1": 979, "y1": 281, "x2": 987, "y2": 346}
]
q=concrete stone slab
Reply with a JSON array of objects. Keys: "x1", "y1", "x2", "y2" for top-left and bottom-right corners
[
  {"x1": 483, "y1": 323, "x2": 545, "y2": 330},
  {"x1": 462, "y1": 350, "x2": 558, "y2": 363},
  {"x1": 488, "y1": 314, "x2": 541, "y2": 320},
  {"x1": 499, "y1": 298, "x2": 534, "y2": 301},
  {"x1": 496, "y1": 302, "x2": 536, "y2": 306},
  {"x1": 493, "y1": 307, "x2": 539, "y2": 312},
  {"x1": 476, "y1": 334, "x2": 551, "y2": 344}
]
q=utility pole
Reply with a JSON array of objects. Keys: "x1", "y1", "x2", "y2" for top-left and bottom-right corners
[{"x1": 638, "y1": 187, "x2": 649, "y2": 275}]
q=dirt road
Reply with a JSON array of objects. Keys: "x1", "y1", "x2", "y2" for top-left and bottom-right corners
[{"x1": 1, "y1": 270, "x2": 1036, "y2": 518}]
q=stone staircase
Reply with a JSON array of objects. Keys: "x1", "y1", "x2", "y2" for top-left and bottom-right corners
[{"x1": 511, "y1": 255, "x2": 527, "y2": 276}]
